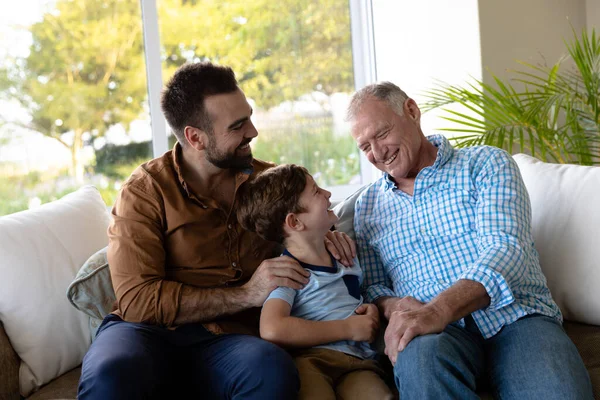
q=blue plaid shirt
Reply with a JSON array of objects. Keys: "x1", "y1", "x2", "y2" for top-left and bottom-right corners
[{"x1": 354, "y1": 135, "x2": 561, "y2": 338}]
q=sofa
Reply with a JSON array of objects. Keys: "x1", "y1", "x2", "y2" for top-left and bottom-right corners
[{"x1": 0, "y1": 154, "x2": 599, "y2": 399}]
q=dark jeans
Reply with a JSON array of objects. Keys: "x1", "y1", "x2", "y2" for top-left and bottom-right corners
[{"x1": 78, "y1": 314, "x2": 299, "y2": 399}]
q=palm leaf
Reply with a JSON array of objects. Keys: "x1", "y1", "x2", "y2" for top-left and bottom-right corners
[{"x1": 422, "y1": 28, "x2": 600, "y2": 165}]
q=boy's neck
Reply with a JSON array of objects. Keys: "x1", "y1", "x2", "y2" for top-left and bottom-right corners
[{"x1": 284, "y1": 233, "x2": 333, "y2": 268}]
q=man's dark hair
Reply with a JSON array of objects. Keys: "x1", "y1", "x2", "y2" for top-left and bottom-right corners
[
  {"x1": 160, "y1": 62, "x2": 238, "y2": 145},
  {"x1": 237, "y1": 164, "x2": 309, "y2": 244}
]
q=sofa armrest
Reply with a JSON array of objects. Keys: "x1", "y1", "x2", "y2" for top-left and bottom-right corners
[{"x1": 0, "y1": 321, "x2": 20, "y2": 400}]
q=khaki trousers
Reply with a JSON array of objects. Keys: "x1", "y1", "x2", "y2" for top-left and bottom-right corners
[{"x1": 292, "y1": 348, "x2": 395, "y2": 400}]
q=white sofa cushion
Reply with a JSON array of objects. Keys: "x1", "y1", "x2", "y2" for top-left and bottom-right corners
[
  {"x1": 513, "y1": 154, "x2": 600, "y2": 326},
  {"x1": 332, "y1": 187, "x2": 367, "y2": 241},
  {"x1": 0, "y1": 186, "x2": 110, "y2": 396}
]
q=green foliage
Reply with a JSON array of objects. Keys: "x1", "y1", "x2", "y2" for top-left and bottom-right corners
[
  {"x1": 0, "y1": 175, "x2": 32, "y2": 215},
  {"x1": 252, "y1": 117, "x2": 359, "y2": 186},
  {"x1": 0, "y1": 0, "x2": 148, "y2": 181},
  {"x1": 422, "y1": 29, "x2": 600, "y2": 165},
  {"x1": 0, "y1": 0, "x2": 356, "y2": 216},
  {"x1": 0, "y1": 167, "x2": 72, "y2": 214},
  {"x1": 158, "y1": 0, "x2": 353, "y2": 109},
  {"x1": 95, "y1": 142, "x2": 151, "y2": 178}
]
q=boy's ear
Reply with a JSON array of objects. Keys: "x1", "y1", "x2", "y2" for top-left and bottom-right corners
[{"x1": 284, "y1": 212, "x2": 304, "y2": 232}]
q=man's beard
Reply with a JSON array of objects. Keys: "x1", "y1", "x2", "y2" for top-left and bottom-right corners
[{"x1": 205, "y1": 137, "x2": 253, "y2": 170}]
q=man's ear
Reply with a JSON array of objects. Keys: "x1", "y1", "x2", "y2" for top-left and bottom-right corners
[
  {"x1": 183, "y1": 126, "x2": 209, "y2": 151},
  {"x1": 404, "y1": 98, "x2": 421, "y2": 123},
  {"x1": 284, "y1": 212, "x2": 304, "y2": 232}
]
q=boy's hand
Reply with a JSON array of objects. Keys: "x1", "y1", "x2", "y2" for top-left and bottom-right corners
[
  {"x1": 346, "y1": 303, "x2": 380, "y2": 342},
  {"x1": 325, "y1": 230, "x2": 356, "y2": 267},
  {"x1": 242, "y1": 256, "x2": 310, "y2": 307}
]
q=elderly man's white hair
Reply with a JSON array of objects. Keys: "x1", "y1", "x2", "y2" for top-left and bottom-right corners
[{"x1": 346, "y1": 81, "x2": 409, "y2": 122}]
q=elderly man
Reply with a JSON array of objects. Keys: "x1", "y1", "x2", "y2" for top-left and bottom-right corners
[
  {"x1": 78, "y1": 62, "x2": 356, "y2": 400},
  {"x1": 348, "y1": 81, "x2": 593, "y2": 399}
]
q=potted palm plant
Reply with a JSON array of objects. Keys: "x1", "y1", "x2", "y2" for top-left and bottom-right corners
[{"x1": 422, "y1": 29, "x2": 600, "y2": 165}]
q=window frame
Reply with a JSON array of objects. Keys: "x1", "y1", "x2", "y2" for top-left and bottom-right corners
[{"x1": 139, "y1": 0, "x2": 380, "y2": 201}]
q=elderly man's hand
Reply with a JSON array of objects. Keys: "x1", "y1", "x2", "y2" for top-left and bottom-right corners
[
  {"x1": 324, "y1": 230, "x2": 356, "y2": 267},
  {"x1": 384, "y1": 299, "x2": 450, "y2": 365}
]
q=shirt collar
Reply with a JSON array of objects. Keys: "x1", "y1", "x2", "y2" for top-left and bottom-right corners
[
  {"x1": 172, "y1": 142, "x2": 193, "y2": 198},
  {"x1": 171, "y1": 141, "x2": 255, "y2": 207},
  {"x1": 282, "y1": 249, "x2": 338, "y2": 273},
  {"x1": 381, "y1": 134, "x2": 453, "y2": 191},
  {"x1": 427, "y1": 134, "x2": 453, "y2": 169}
]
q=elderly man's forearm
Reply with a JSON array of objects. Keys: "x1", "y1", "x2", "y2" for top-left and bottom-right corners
[
  {"x1": 429, "y1": 279, "x2": 491, "y2": 325},
  {"x1": 375, "y1": 296, "x2": 404, "y2": 320}
]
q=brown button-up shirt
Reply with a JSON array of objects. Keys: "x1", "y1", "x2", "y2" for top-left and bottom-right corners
[{"x1": 107, "y1": 143, "x2": 279, "y2": 335}]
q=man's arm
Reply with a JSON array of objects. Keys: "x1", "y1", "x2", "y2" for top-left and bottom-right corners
[
  {"x1": 174, "y1": 256, "x2": 310, "y2": 325},
  {"x1": 109, "y1": 181, "x2": 308, "y2": 327},
  {"x1": 377, "y1": 280, "x2": 490, "y2": 322},
  {"x1": 259, "y1": 298, "x2": 379, "y2": 347},
  {"x1": 379, "y1": 280, "x2": 490, "y2": 364},
  {"x1": 457, "y1": 149, "x2": 532, "y2": 311}
]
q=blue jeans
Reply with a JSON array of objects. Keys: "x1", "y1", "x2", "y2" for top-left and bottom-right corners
[
  {"x1": 393, "y1": 314, "x2": 593, "y2": 400},
  {"x1": 78, "y1": 315, "x2": 299, "y2": 399}
]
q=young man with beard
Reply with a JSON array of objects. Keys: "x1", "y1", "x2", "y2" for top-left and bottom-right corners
[{"x1": 77, "y1": 62, "x2": 356, "y2": 400}]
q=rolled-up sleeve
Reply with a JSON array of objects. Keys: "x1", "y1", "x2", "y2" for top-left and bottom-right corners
[
  {"x1": 459, "y1": 150, "x2": 535, "y2": 311},
  {"x1": 108, "y1": 180, "x2": 182, "y2": 327}
]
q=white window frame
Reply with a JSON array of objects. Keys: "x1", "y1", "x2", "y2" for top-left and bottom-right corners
[
  {"x1": 139, "y1": 0, "x2": 380, "y2": 201},
  {"x1": 140, "y1": 0, "x2": 169, "y2": 156}
]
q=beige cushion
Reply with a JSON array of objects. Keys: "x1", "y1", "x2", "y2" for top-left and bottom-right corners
[
  {"x1": 26, "y1": 367, "x2": 80, "y2": 400},
  {"x1": 0, "y1": 186, "x2": 110, "y2": 396},
  {"x1": 513, "y1": 154, "x2": 600, "y2": 325}
]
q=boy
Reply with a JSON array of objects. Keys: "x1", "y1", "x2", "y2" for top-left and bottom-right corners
[{"x1": 237, "y1": 164, "x2": 394, "y2": 400}]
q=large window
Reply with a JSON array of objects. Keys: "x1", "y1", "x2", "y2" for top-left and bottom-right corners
[
  {"x1": 156, "y1": 0, "x2": 361, "y2": 189},
  {"x1": 0, "y1": 0, "x2": 152, "y2": 215},
  {"x1": 0, "y1": 0, "x2": 374, "y2": 216}
]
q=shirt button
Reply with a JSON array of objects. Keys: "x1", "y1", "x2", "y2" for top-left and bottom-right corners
[
  {"x1": 228, "y1": 224, "x2": 232, "y2": 229},
  {"x1": 232, "y1": 262, "x2": 237, "y2": 267},
  {"x1": 420, "y1": 228, "x2": 426, "y2": 234}
]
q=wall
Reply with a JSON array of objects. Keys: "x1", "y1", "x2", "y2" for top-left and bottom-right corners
[
  {"x1": 478, "y1": 0, "x2": 588, "y2": 88},
  {"x1": 371, "y1": 0, "x2": 482, "y2": 135},
  {"x1": 371, "y1": 0, "x2": 595, "y2": 136},
  {"x1": 587, "y1": 0, "x2": 600, "y2": 30}
]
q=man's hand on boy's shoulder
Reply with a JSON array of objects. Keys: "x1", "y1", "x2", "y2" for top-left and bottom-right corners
[
  {"x1": 325, "y1": 230, "x2": 356, "y2": 267},
  {"x1": 242, "y1": 256, "x2": 310, "y2": 307}
]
